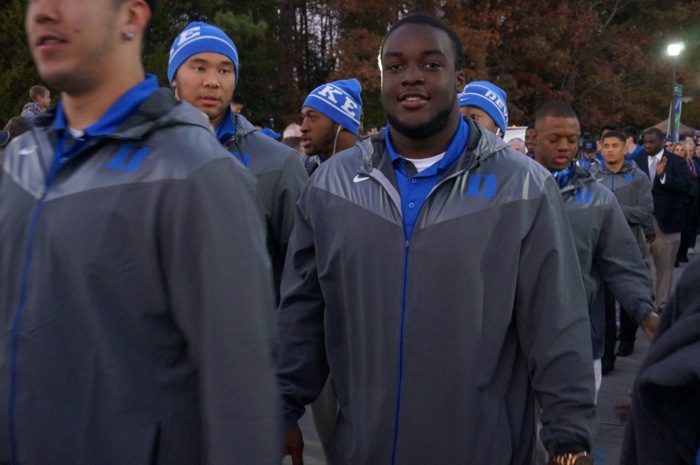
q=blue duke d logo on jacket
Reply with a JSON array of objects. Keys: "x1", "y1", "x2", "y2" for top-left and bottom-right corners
[
  {"x1": 464, "y1": 174, "x2": 497, "y2": 198},
  {"x1": 106, "y1": 143, "x2": 151, "y2": 172}
]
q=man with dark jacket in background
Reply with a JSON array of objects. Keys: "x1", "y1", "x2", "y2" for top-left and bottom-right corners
[
  {"x1": 169, "y1": 21, "x2": 308, "y2": 299},
  {"x1": 631, "y1": 128, "x2": 691, "y2": 316},
  {"x1": 0, "y1": 1, "x2": 279, "y2": 463},
  {"x1": 532, "y1": 102, "x2": 658, "y2": 395},
  {"x1": 299, "y1": 78, "x2": 362, "y2": 176},
  {"x1": 277, "y1": 14, "x2": 597, "y2": 465}
]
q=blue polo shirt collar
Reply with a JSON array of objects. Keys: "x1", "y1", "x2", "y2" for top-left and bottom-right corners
[
  {"x1": 54, "y1": 74, "x2": 159, "y2": 137},
  {"x1": 386, "y1": 116, "x2": 469, "y2": 177},
  {"x1": 215, "y1": 107, "x2": 236, "y2": 144}
]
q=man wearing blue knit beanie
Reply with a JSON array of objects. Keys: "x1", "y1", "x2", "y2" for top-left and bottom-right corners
[
  {"x1": 458, "y1": 81, "x2": 509, "y2": 137},
  {"x1": 300, "y1": 78, "x2": 362, "y2": 176},
  {"x1": 169, "y1": 21, "x2": 308, "y2": 302}
]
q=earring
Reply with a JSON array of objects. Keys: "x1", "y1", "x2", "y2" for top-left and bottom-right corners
[{"x1": 121, "y1": 32, "x2": 135, "y2": 42}]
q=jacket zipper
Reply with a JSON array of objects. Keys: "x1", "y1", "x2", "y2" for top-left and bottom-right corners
[
  {"x1": 388, "y1": 168, "x2": 472, "y2": 464},
  {"x1": 8, "y1": 139, "x2": 93, "y2": 463}
]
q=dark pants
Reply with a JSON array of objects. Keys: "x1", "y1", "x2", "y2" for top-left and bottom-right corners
[{"x1": 603, "y1": 286, "x2": 618, "y2": 363}]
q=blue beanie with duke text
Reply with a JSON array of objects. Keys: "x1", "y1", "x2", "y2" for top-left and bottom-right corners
[
  {"x1": 168, "y1": 22, "x2": 239, "y2": 85},
  {"x1": 302, "y1": 79, "x2": 363, "y2": 136},
  {"x1": 459, "y1": 81, "x2": 509, "y2": 136}
]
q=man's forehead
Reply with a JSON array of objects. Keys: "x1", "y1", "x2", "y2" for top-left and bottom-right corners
[
  {"x1": 184, "y1": 53, "x2": 234, "y2": 66},
  {"x1": 301, "y1": 107, "x2": 326, "y2": 118},
  {"x1": 537, "y1": 116, "x2": 580, "y2": 132}
]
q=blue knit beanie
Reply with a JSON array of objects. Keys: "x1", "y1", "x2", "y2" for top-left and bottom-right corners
[
  {"x1": 168, "y1": 22, "x2": 239, "y2": 85},
  {"x1": 459, "y1": 81, "x2": 509, "y2": 136},
  {"x1": 302, "y1": 79, "x2": 363, "y2": 136}
]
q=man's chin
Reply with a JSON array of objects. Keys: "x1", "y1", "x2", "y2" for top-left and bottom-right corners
[{"x1": 386, "y1": 108, "x2": 452, "y2": 141}]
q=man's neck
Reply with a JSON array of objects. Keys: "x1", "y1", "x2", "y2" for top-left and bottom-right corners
[
  {"x1": 211, "y1": 110, "x2": 228, "y2": 131},
  {"x1": 607, "y1": 161, "x2": 623, "y2": 173},
  {"x1": 389, "y1": 111, "x2": 460, "y2": 159},
  {"x1": 60, "y1": 64, "x2": 146, "y2": 131}
]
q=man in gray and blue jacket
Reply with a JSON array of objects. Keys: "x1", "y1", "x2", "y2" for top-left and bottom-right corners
[
  {"x1": 168, "y1": 22, "x2": 308, "y2": 299},
  {"x1": 593, "y1": 130, "x2": 654, "y2": 373},
  {"x1": 277, "y1": 14, "x2": 597, "y2": 465},
  {"x1": 1, "y1": 1, "x2": 279, "y2": 463},
  {"x1": 533, "y1": 102, "x2": 658, "y2": 393}
]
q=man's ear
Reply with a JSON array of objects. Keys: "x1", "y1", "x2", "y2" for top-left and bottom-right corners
[
  {"x1": 171, "y1": 80, "x2": 180, "y2": 99},
  {"x1": 122, "y1": 0, "x2": 151, "y2": 37},
  {"x1": 455, "y1": 71, "x2": 466, "y2": 93}
]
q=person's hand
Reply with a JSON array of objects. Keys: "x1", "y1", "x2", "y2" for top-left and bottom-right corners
[
  {"x1": 641, "y1": 311, "x2": 659, "y2": 342},
  {"x1": 656, "y1": 156, "x2": 668, "y2": 178},
  {"x1": 283, "y1": 425, "x2": 304, "y2": 465},
  {"x1": 645, "y1": 234, "x2": 656, "y2": 244}
]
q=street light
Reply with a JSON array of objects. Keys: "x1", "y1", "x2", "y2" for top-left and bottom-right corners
[{"x1": 667, "y1": 42, "x2": 684, "y2": 140}]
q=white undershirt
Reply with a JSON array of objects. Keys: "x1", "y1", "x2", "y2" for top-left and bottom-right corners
[
  {"x1": 401, "y1": 152, "x2": 446, "y2": 173},
  {"x1": 67, "y1": 127, "x2": 85, "y2": 139}
]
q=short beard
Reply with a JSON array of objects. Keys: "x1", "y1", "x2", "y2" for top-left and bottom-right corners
[{"x1": 384, "y1": 106, "x2": 454, "y2": 141}]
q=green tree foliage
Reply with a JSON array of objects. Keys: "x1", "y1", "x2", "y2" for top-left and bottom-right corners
[
  {"x1": 3, "y1": 0, "x2": 700, "y2": 134},
  {"x1": 0, "y1": 0, "x2": 41, "y2": 123}
]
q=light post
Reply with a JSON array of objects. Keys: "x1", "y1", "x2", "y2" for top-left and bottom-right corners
[{"x1": 667, "y1": 42, "x2": 684, "y2": 140}]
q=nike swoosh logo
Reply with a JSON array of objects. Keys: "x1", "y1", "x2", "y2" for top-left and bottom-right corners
[
  {"x1": 353, "y1": 174, "x2": 370, "y2": 183},
  {"x1": 18, "y1": 146, "x2": 37, "y2": 156}
]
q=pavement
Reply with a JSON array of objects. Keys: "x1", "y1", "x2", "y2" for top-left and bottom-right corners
[{"x1": 283, "y1": 251, "x2": 698, "y2": 465}]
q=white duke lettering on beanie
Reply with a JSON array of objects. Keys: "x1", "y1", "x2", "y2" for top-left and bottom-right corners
[
  {"x1": 171, "y1": 27, "x2": 202, "y2": 59},
  {"x1": 484, "y1": 89, "x2": 508, "y2": 119},
  {"x1": 315, "y1": 85, "x2": 360, "y2": 123}
]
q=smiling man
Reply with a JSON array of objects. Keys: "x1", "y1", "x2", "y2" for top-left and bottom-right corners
[
  {"x1": 0, "y1": 1, "x2": 279, "y2": 463},
  {"x1": 169, "y1": 22, "x2": 307, "y2": 299},
  {"x1": 276, "y1": 14, "x2": 596, "y2": 465},
  {"x1": 299, "y1": 78, "x2": 362, "y2": 176}
]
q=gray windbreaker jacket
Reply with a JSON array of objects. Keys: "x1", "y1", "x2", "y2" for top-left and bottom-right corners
[
  {"x1": 276, "y1": 121, "x2": 597, "y2": 464},
  {"x1": 0, "y1": 89, "x2": 279, "y2": 464},
  {"x1": 221, "y1": 115, "x2": 307, "y2": 299},
  {"x1": 560, "y1": 166, "x2": 655, "y2": 358},
  {"x1": 590, "y1": 160, "x2": 653, "y2": 256}
]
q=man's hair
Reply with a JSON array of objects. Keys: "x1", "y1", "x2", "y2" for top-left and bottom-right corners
[
  {"x1": 379, "y1": 13, "x2": 464, "y2": 71},
  {"x1": 645, "y1": 127, "x2": 664, "y2": 140},
  {"x1": 621, "y1": 125, "x2": 638, "y2": 141},
  {"x1": 534, "y1": 101, "x2": 578, "y2": 126},
  {"x1": 601, "y1": 130, "x2": 626, "y2": 144},
  {"x1": 508, "y1": 137, "x2": 526, "y2": 150},
  {"x1": 29, "y1": 85, "x2": 48, "y2": 101},
  {"x1": 598, "y1": 123, "x2": 618, "y2": 138}
]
